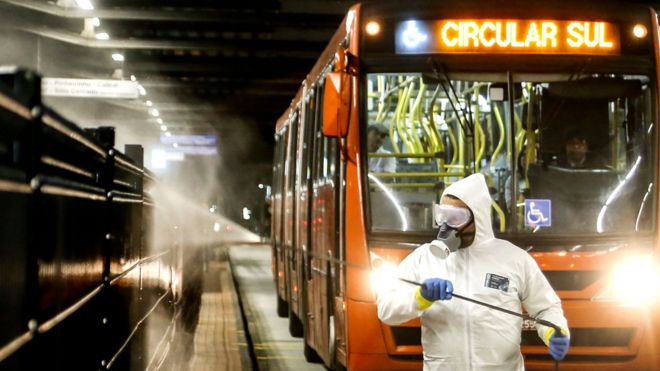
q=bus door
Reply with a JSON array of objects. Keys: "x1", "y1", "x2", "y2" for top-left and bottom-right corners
[
  {"x1": 296, "y1": 88, "x2": 316, "y2": 322},
  {"x1": 283, "y1": 112, "x2": 299, "y2": 307},
  {"x1": 288, "y1": 109, "x2": 307, "y2": 323},
  {"x1": 273, "y1": 126, "x2": 288, "y2": 309},
  {"x1": 309, "y1": 87, "x2": 340, "y2": 364}
]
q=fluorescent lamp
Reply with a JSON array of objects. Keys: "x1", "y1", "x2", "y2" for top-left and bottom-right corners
[
  {"x1": 151, "y1": 149, "x2": 166, "y2": 169},
  {"x1": 91, "y1": 17, "x2": 100, "y2": 27},
  {"x1": 111, "y1": 53, "x2": 124, "y2": 62},
  {"x1": 164, "y1": 132, "x2": 172, "y2": 137},
  {"x1": 150, "y1": 108, "x2": 159, "y2": 117},
  {"x1": 366, "y1": 21, "x2": 381, "y2": 36},
  {"x1": 95, "y1": 32, "x2": 110, "y2": 40},
  {"x1": 145, "y1": 100, "x2": 153, "y2": 107},
  {"x1": 160, "y1": 125, "x2": 168, "y2": 131},
  {"x1": 74, "y1": 0, "x2": 94, "y2": 10},
  {"x1": 156, "y1": 118, "x2": 163, "y2": 124}
]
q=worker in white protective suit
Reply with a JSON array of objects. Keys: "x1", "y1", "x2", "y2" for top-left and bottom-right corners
[{"x1": 377, "y1": 173, "x2": 570, "y2": 370}]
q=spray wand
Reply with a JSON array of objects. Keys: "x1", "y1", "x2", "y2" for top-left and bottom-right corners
[{"x1": 398, "y1": 277, "x2": 565, "y2": 371}]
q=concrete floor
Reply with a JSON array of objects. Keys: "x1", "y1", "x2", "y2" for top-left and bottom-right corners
[{"x1": 229, "y1": 244, "x2": 325, "y2": 371}]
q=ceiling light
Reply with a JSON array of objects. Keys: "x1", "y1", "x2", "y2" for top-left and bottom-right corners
[
  {"x1": 130, "y1": 75, "x2": 137, "y2": 82},
  {"x1": 633, "y1": 24, "x2": 648, "y2": 39},
  {"x1": 95, "y1": 32, "x2": 110, "y2": 40},
  {"x1": 111, "y1": 53, "x2": 124, "y2": 62},
  {"x1": 366, "y1": 21, "x2": 381, "y2": 36},
  {"x1": 150, "y1": 108, "x2": 159, "y2": 117},
  {"x1": 156, "y1": 118, "x2": 163, "y2": 124},
  {"x1": 137, "y1": 85, "x2": 147, "y2": 96},
  {"x1": 173, "y1": 143, "x2": 178, "y2": 148},
  {"x1": 164, "y1": 132, "x2": 172, "y2": 137},
  {"x1": 160, "y1": 125, "x2": 168, "y2": 131},
  {"x1": 74, "y1": 0, "x2": 94, "y2": 10},
  {"x1": 91, "y1": 17, "x2": 100, "y2": 27},
  {"x1": 146, "y1": 100, "x2": 153, "y2": 107}
]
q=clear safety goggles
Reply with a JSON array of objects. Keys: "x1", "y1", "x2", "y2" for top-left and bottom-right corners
[{"x1": 433, "y1": 204, "x2": 472, "y2": 228}]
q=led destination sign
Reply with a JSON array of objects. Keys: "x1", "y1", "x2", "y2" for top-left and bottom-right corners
[{"x1": 395, "y1": 20, "x2": 620, "y2": 55}]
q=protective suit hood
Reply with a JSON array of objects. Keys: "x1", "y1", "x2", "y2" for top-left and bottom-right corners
[{"x1": 441, "y1": 173, "x2": 494, "y2": 247}]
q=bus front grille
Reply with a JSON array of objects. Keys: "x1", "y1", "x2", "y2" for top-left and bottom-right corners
[{"x1": 521, "y1": 328, "x2": 636, "y2": 347}]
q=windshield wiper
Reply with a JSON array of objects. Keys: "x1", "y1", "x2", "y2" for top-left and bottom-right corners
[
  {"x1": 427, "y1": 58, "x2": 478, "y2": 172},
  {"x1": 427, "y1": 58, "x2": 475, "y2": 136}
]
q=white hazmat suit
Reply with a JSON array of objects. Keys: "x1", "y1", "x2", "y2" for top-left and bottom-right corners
[{"x1": 377, "y1": 174, "x2": 568, "y2": 370}]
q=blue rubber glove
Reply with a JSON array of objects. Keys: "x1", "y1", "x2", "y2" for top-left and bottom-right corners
[
  {"x1": 421, "y1": 278, "x2": 453, "y2": 301},
  {"x1": 548, "y1": 332, "x2": 570, "y2": 361}
]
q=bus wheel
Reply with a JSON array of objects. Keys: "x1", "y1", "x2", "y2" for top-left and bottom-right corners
[
  {"x1": 289, "y1": 310, "x2": 303, "y2": 337},
  {"x1": 277, "y1": 295, "x2": 288, "y2": 318},
  {"x1": 303, "y1": 338, "x2": 321, "y2": 363}
]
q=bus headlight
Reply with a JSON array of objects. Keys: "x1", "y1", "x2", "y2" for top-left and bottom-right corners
[
  {"x1": 594, "y1": 255, "x2": 660, "y2": 305},
  {"x1": 369, "y1": 252, "x2": 398, "y2": 293}
]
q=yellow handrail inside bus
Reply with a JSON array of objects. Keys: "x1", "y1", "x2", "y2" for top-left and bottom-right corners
[
  {"x1": 491, "y1": 200, "x2": 506, "y2": 232},
  {"x1": 473, "y1": 91, "x2": 487, "y2": 172},
  {"x1": 375, "y1": 75, "x2": 387, "y2": 123},
  {"x1": 447, "y1": 122, "x2": 458, "y2": 166},
  {"x1": 481, "y1": 172, "x2": 506, "y2": 232},
  {"x1": 428, "y1": 86, "x2": 446, "y2": 171},
  {"x1": 370, "y1": 183, "x2": 455, "y2": 189},
  {"x1": 397, "y1": 81, "x2": 416, "y2": 154},
  {"x1": 410, "y1": 80, "x2": 427, "y2": 157},
  {"x1": 371, "y1": 172, "x2": 465, "y2": 178},
  {"x1": 392, "y1": 80, "x2": 408, "y2": 153},
  {"x1": 492, "y1": 104, "x2": 505, "y2": 164}
]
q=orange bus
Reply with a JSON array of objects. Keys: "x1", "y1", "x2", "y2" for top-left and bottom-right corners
[{"x1": 271, "y1": 1, "x2": 660, "y2": 369}]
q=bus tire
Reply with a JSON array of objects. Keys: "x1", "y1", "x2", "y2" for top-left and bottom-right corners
[
  {"x1": 277, "y1": 295, "x2": 288, "y2": 318},
  {"x1": 303, "y1": 339, "x2": 321, "y2": 363},
  {"x1": 289, "y1": 310, "x2": 304, "y2": 337}
]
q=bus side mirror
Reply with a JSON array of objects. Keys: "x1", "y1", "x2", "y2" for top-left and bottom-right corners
[{"x1": 322, "y1": 71, "x2": 350, "y2": 137}]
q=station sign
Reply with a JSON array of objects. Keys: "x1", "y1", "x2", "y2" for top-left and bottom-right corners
[
  {"x1": 160, "y1": 134, "x2": 217, "y2": 156},
  {"x1": 395, "y1": 19, "x2": 620, "y2": 55},
  {"x1": 42, "y1": 78, "x2": 139, "y2": 99}
]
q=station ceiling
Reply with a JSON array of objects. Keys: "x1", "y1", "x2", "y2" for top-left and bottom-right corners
[{"x1": 0, "y1": 0, "x2": 352, "y2": 162}]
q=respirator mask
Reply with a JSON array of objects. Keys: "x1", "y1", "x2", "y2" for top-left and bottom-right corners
[{"x1": 429, "y1": 203, "x2": 473, "y2": 259}]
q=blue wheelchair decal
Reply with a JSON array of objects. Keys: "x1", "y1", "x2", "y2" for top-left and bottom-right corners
[{"x1": 524, "y1": 199, "x2": 551, "y2": 227}]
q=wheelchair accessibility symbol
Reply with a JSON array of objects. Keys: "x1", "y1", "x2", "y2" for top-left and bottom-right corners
[{"x1": 524, "y1": 199, "x2": 551, "y2": 227}]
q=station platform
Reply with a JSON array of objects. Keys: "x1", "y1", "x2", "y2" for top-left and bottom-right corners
[
  {"x1": 186, "y1": 244, "x2": 322, "y2": 371},
  {"x1": 187, "y1": 250, "x2": 251, "y2": 371}
]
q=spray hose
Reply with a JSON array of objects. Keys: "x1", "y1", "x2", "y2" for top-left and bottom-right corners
[{"x1": 398, "y1": 277, "x2": 565, "y2": 371}]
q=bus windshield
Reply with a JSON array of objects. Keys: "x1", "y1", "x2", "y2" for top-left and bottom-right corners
[{"x1": 365, "y1": 72, "x2": 656, "y2": 236}]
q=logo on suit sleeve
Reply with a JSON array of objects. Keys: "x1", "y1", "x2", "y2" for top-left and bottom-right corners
[{"x1": 485, "y1": 273, "x2": 509, "y2": 292}]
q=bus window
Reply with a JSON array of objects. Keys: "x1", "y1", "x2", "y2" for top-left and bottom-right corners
[
  {"x1": 520, "y1": 75, "x2": 656, "y2": 234},
  {"x1": 365, "y1": 73, "x2": 512, "y2": 233},
  {"x1": 364, "y1": 73, "x2": 656, "y2": 236}
]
